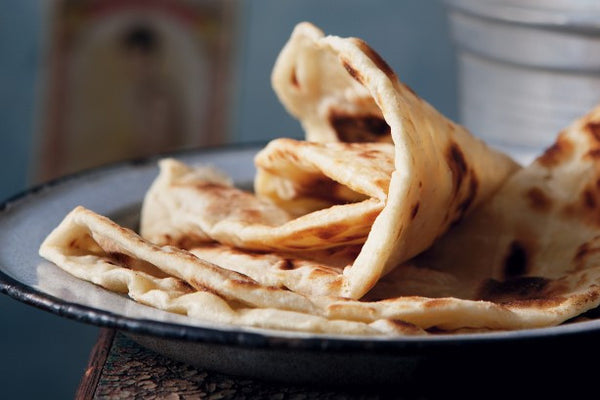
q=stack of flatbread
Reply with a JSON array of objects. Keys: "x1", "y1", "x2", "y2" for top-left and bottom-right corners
[{"x1": 39, "y1": 22, "x2": 600, "y2": 336}]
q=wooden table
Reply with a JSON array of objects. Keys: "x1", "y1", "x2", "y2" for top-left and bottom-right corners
[
  {"x1": 76, "y1": 329, "x2": 399, "y2": 399},
  {"x1": 76, "y1": 327, "x2": 597, "y2": 399}
]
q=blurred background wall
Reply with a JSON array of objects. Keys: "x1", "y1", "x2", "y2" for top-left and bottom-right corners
[{"x1": 0, "y1": 1, "x2": 456, "y2": 398}]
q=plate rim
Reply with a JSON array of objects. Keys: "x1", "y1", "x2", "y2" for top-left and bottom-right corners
[{"x1": 1, "y1": 143, "x2": 600, "y2": 353}]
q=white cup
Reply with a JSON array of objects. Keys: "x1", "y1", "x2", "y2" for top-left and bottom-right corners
[{"x1": 444, "y1": 0, "x2": 600, "y2": 164}]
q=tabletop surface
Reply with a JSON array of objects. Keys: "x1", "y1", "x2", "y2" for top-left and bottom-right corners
[
  {"x1": 76, "y1": 328, "x2": 599, "y2": 399},
  {"x1": 77, "y1": 329, "x2": 402, "y2": 400}
]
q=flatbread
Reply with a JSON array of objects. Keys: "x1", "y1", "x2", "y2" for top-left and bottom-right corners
[
  {"x1": 253, "y1": 138, "x2": 392, "y2": 216},
  {"x1": 37, "y1": 202, "x2": 591, "y2": 334},
  {"x1": 39, "y1": 103, "x2": 600, "y2": 333},
  {"x1": 356, "y1": 103, "x2": 600, "y2": 329},
  {"x1": 272, "y1": 23, "x2": 388, "y2": 144},
  {"x1": 269, "y1": 22, "x2": 520, "y2": 299},
  {"x1": 140, "y1": 141, "x2": 391, "y2": 252},
  {"x1": 38, "y1": 23, "x2": 600, "y2": 335},
  {"x1": 39, "y1": 206, "x2": 423, "y2": 336},
  {"x1": 142, "y1": 22, "x2": 519, "y2": 299}
]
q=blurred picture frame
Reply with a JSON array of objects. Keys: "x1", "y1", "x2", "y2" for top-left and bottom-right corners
[{"x1": 33, "y1": 0, "x2": 239, "y2": 182}]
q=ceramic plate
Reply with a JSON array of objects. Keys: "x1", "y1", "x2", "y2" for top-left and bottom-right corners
[{"x1": 1, "y1": 144, "x2": 599, "y2": 387}]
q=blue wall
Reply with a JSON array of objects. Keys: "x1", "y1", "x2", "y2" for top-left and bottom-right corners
[
  {"x1": 0, "y1": 1, "x2": 40, "y2": 202},
  {"x1": 232, "y1": 1, "x2": 457, "y2": 145},
  {"x1": 0, "y1": 1, "x2": 456, "y2": 398}
]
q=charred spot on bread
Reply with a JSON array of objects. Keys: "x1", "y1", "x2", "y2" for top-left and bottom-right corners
[
  {"x1": 525, "y1": 187, "x2": 553, "y2": 213},
  {"x1": 329, "y1": 111, "x2": 390, "y2": 142},
  {"x1": 446, "y1": 142, "x2": 468, "y2": 198},
  {"x1": 537, "y1": 132, "x2": 574, "y2": 167},
  {"x1": 477, "y1": 276, "x2": 553, "y2": 303},
  {"x1": 350, "y1": 38, "x2": 396, "y2": 81},
  {"x1": 342, "y1": 59, "x2": 364, "y2": 85},
  {"x1": 503, "y1": 241, "x2": 529, "y2": 278}
]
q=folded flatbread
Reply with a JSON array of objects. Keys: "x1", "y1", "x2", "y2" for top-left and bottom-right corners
[
  {"x1": 141, "y1": 22, "x2": 519, "y2": 299},
  {"x1": 395, "y1": 103, "x2": 600, "y2": 320},
  {"x1": 141, "y1": 142, "x2": 392, "y2": 252},
  {"x1": 39, "y1": 206, "x2": 423, "y2": 336},
  {"x1": 40, "y1": 103, "x2": 600, "y2": 336},
  {"x1": 38, "y1": 22, "x2": 600, "y2": 335},
  {"x1": 152, "y1": 104, "x2": 600, "y2": 332}
]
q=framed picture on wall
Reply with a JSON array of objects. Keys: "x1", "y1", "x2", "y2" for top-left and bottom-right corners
[{"x1": 33, "y1": 0, "x2": 239, "y2": 182}]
